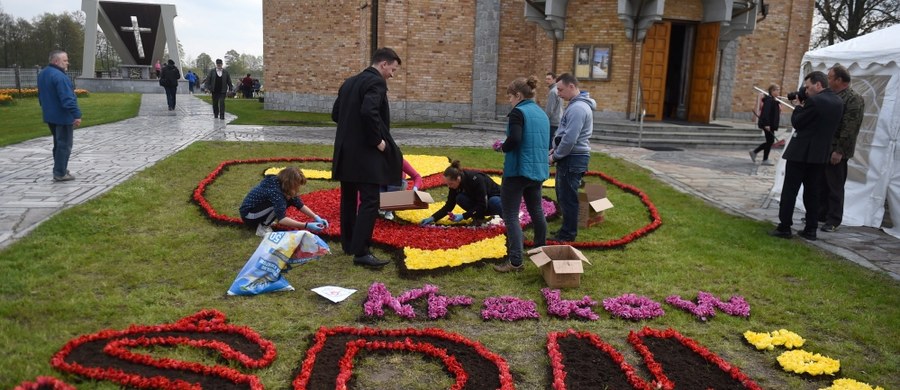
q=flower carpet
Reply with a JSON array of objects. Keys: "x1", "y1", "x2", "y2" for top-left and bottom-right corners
[{"x1": 192, "y1": 155, "x2": 662, "y2": 272}]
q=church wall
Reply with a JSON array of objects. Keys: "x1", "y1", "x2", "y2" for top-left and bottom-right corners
[
  {"x1": 549, "y1": 0, "x2": 640, "y2": 119},
  {"x1": 731, "y1": 0, "x2": 814, "y2": 121},
  {"x1": 262, "y1": 0, "x2": 815, "y2": 123},
  {"x1": 495, "y1": 0, "x2": 554, "y2": 116}
]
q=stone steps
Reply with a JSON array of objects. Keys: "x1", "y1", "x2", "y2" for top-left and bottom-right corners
[{"x1": 452, "y1": 120, "x2": 772, "y2": 150}]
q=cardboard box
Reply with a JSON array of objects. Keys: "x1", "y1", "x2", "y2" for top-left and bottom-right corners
[
  {"x1": 578, "y1": 184, "x2": 613, "y2": 228},
  {"x1": 380, "y1": 190, "x2": 435, "y2": 211},
  {"x1": 528, "y1": 245, "x2": 592, "y2": 288}
]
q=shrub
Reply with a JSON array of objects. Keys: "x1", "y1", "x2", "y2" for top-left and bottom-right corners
[{"x1": 0, "y1": 93, "x2": 13, "y2": 105}]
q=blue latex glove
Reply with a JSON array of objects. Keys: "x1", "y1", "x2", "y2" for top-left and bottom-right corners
[
  {"x1": 306, "y1": 222, "x2": 324, "y2": 232},
  {"x1": 412, "y1": 186, "x2": 418, "y2": 192},
  {"x1": 420, "y1": 216, "x2": 435, "y2": 225},
  {"x1": 450, "y1": 213, "x2": 465, "y2": 222},
  {"x1": 314, "y1": 215, "x2": 329, "y2": 228}
]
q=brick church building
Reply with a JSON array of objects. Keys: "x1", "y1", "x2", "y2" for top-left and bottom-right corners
[{"x1": 262, "y1": 0, "x2": 813, "y2": 124}]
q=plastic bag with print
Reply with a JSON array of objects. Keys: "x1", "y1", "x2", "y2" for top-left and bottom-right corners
[{"x1": 227, "y1": 230, "x2": 330, "y2": 296}]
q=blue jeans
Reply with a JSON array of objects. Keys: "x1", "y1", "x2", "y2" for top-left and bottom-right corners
[
  {"x1": 500, "y1": 176, "x2": 546, "y2": 266},
  {"x1": 457, "y1": 193, "x2": 502, "y2": 217},
  {"x1": 554, "y1": 154, "x2": 590, "y2": 240},
  {"x1": 48, "y1": 123, "x2": 74, "y2": 178}
]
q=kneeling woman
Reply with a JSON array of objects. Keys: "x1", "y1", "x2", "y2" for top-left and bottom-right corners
[
  {"x1": 420, "y1": 160, "x2": 502, "y2": 225},
  {"x1": 240, "y1": 167, "x2": 328, "y2": 236}
]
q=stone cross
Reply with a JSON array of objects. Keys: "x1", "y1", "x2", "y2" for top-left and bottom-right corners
[{"x1": 120, "y1": 16, "x2": 151, "y2": 59}]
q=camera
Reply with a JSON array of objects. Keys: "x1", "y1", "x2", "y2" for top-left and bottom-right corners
[{"x1": 787, "y1": 86, "x2": 807, "y2": 102}]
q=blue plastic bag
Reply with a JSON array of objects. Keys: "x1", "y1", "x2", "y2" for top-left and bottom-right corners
[{"x1": 227, "y1": 230, "x2": 330, "y2": 296}]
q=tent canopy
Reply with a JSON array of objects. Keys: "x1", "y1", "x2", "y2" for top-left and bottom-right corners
[{"x1": 802, "y1": 24, "x2": 900, "y2": 69}]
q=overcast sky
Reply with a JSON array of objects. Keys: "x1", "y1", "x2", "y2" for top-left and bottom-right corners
[{"x1": 0, "y1": 0, "x2": 263, "y2": 61}]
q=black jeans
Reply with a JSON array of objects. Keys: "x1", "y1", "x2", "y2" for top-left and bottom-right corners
[
  {"x1": 211, "y1": 92, "x2": 227, "y2": 117},
  {"x1": 340, "y1": 181, "x2": 380, "y2": 256},
  {"x1": 163, "y1": 86, "x2": 177, "y2": 109},
  {"x1": 753, "y1": 130, "x2": 775, "y2": 160},
  {"x1": 819, "y1": 159, "x2": 849, "y2": 226},
  {"x1": 778, "y1": 160, "x2": 825, "y2": 232}
]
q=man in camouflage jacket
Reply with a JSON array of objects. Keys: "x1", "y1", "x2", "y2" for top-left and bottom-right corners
[{"x1": 819, "y1": 65, "x2": 865, "y2": 232}]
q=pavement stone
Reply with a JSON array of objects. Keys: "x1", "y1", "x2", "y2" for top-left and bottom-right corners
[{"x1": 0, "y1": 94, "x2": 897, "y2": 281}]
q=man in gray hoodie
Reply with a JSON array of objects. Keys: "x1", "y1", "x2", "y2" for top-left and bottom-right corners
[{"x1": 550, "y1": 73, "x2": 596, "y2": 242}]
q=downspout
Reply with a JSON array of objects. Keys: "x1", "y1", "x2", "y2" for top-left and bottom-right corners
[
  {"x1": 625, "y1": 0, "x2": 645, "y2": 120},
  {"x1": 370, "y1": 0, "x2": 379, "y2": 58},
  {"x1": 552, "y1": 37, "x2": 558, "y2": 75}
]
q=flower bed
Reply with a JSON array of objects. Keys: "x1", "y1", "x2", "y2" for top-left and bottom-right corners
[
  {"x1": 50, "y1": 309, "x2": 276, "y2": 389},
  {"x1": 192, "y1": 156, "x2": 662, "y2": 271}
]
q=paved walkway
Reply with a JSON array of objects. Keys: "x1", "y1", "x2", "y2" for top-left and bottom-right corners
[{"x1": 1, "y1": 94, "x2": 897, "y2": 280}]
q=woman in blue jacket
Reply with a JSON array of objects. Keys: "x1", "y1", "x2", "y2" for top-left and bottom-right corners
[{"x1": 494, "y1": 76, "x2": 550, "y2": 272}]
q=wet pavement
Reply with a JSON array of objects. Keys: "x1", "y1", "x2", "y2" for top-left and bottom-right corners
[{"x1": 1, "y1": 94, "x2": 897, "y2": 280}]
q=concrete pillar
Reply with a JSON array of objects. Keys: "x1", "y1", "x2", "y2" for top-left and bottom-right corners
[{"x1": 471, "y1": 0, "x2": 500, "y2": 121}]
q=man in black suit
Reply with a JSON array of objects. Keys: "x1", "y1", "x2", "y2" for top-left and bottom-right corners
[
  {"x1": 770, "y1": 71, "x2": 844, "y2": 241},
  {"x1": 331, "y1": 48, "x2": 404, "y2": 267}
]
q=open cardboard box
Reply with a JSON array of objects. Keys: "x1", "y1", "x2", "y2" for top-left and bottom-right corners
[
  {"x1": 528, "y1": 245, "x2": 592, "y2": 288},
  {"x1": 578, "y1": 184, "x2": 613, "y2": 228},
  {"x1": 380, "y1": 190, "x2": 435, "y2": 211}
]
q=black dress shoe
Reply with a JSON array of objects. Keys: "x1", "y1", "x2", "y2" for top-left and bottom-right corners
[
  {"x1": 797, "y1": 230, "x2": 817, "y2": 241},
  {"x1": 353, "y1": 254, "x2": 390, "y2": 267},
  {"x1": 768, "y1": 229, "x2": 792, "y2": 239}
]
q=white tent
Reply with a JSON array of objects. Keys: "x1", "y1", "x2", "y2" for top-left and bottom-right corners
[{"x1": 800, "y1": 23, "x2": 900, "y2": 238}]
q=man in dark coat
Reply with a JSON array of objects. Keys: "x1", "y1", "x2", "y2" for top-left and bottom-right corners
[
  {"x1": 203, "y1": 59, "x2": 233, "y2": 119},
  {"x1": 159, "y1": 59, "x2": 181, "y2": 111},
  {"x1": 331, "y1": 47, "x2": 403, "y2": 267},
  {"x1": 770, "y1": 71, "x2": 844, "y2": 241}
]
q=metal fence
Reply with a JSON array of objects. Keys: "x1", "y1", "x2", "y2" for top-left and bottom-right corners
[{"x1": 0, "y1": 67, "x2": 81, "y2": 89}]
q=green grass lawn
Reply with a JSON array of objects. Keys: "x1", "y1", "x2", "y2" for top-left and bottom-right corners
[
  {"x1": 197, "y1": 95, "x2": 454, "y2": 128},
  {"x1": 0, "y1": 142, "x2": 897, "y2": 389},
  {"x1": 0, "y1": 93, "x2": 141, "y2": 147}
]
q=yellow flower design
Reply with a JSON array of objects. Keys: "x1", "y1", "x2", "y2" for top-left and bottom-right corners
[
  {"x1": 489, "y1": 175, "x2": 555, "y2": 188},
  {"x1": 744, "y1": 329, "x2": 805, "y2": 350},
  {"x1": 820, "y1": 378, "x2": 884, "y2": 390},
  {"x1": 404, "y1": 235, "x2": 507, "y2": 269},
  {"x1": 776, "y1": 349, "x2": 840, "y2": 376},
  {"x1": 395, "y1": 202, "x2": 467, "y2": 225}
]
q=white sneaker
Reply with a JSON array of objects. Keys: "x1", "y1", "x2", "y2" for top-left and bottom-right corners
[{"x1": 256, "y1": 224, "x2": 272, "y2": 237}]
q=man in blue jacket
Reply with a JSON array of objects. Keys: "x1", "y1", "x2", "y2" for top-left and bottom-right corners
[
  {"x1": 38, "y1": 50, "x2": 82, "y2": 182},
  {"x1": 550, "y1": 73, "x2": 596, "y2": 242}
]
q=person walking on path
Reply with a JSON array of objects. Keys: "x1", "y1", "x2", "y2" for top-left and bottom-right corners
[
  {"x1": 154, "y1": 59, "x2": 161, "y2": 78},
  {"x1": 37, "y1": 50, "x2": 82, "y2": 182},
  {"x1": 203, "y1": 59, "x2": 233, "y2": 119},
  {"x1": 493, "y1": 76, "x2": 549, "y2": 273},
  {"x1": 750, "y1": 84, "x2": 781, "y2": 165},
  {"x1": 544, "y1": 72, "x2": 562, "y2": 149},
  {"x1": 770, "y1": 71, "x2": 843, "y2": 241},
  {"x1": 185, "y1": 70, "x2": 198, "y2": 94},
  {"x1": 159, "y1": 59, "x2": 181, "y2": 111},
  {"x1": 331, "y1": 47, "x2": 404, "y2": 268},
  {"x1": 819, "y1": 65, "x2": 865, "y2": 232},
  {"x1": 550, "y1": 73, "x2": 596, "y2": 242}
]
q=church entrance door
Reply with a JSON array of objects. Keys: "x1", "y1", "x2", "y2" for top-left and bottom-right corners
[{"x1": 639, "y1": 21, "x2": 671, "y2": 121}]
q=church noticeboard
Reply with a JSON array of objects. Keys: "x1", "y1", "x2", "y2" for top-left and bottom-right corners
[{"x1": 573, "y1": 45, "x2": 611, "y2": 81}]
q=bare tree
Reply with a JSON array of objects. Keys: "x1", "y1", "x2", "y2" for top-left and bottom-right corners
[{"x1": 812, "y1": 0, "x2": 900, "y2": 48}]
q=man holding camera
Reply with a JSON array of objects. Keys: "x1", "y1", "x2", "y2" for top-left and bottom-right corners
[
  {"x1": 770, "y1": 71, "x2": 844, "y2": 241},
  {"x1": 818, "y1": 65, "x2": 865, "y2": 232}
]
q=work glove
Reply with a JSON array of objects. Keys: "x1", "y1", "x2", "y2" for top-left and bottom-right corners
[
  {"x1": 420, "y1": 217, "x2": 435, "y2": 225},
  {"x1": 314, "y1": 215, "x2": 329, "y2": 228},
  {"x1": 306, "y1": 222, "x2": 324, "y2": 233},
  {"x1": 449, "y1": 213, "x2": 465, "y2": 222}
]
